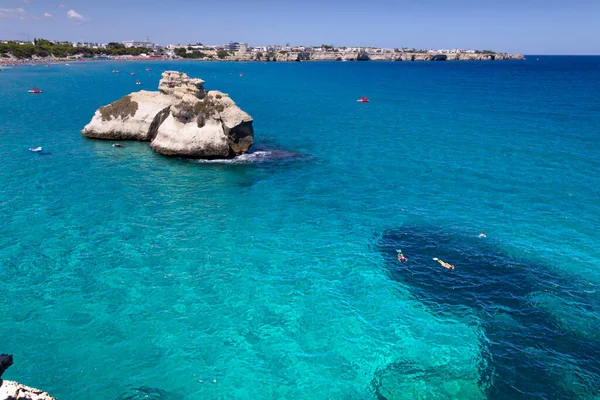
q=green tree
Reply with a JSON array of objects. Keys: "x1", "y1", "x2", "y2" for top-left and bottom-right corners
[
  {"x1": 34, "y1": 38, "x2": 52, "y2": 46},
  {"x1": 216, "y1": 50, "x2": 229, "y2": 59},
  {"x1": 107, "y1": 42, "x2": 125, "y2": 49},
  {"x1": 189, "y1": 51, "x2": 207, "y2": 59}
]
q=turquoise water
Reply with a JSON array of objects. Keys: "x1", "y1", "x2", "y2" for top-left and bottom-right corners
[{"x1": 1, "y1": 58, "x2": 600, "y2": 399}]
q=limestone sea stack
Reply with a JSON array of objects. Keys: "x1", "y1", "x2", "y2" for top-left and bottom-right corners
[{"x1": 81, "y1": 71, "x2": 254, "y2": 158}]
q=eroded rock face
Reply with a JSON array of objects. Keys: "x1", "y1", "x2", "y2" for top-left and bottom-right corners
[
  {"x1": 150, "y1": 89, "x2": 254, "y2": 158},
  {"x1": 81, "y1": 91, "x2": 172, "y2": 141},
  {"x1": 81, "y1": 71, "x2": 254, "y2": 158}
]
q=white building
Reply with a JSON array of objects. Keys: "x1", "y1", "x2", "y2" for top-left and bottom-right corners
[
  {"x1": 122, "y1": 40, "x2": 154, "y2": 49},
  {"x1": 223, "y1": 42, "x2": 248, "y2": 52},
  {"x1": 73, "y1": 42, "x2": 103, "y2": 49}
]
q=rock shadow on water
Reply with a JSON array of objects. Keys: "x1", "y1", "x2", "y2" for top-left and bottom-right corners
[
  {"x1": 190, "y1": 145, "x2": 310, "y2": 166},
  {"x1": 375, "y1": 225, "x2": 600, "y2": 399},
  {"x1": 116, "y1": 386, "x2": 173, "y2": 400}
]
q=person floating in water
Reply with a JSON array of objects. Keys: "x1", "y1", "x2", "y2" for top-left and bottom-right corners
[
  {"x1": 112, "y1": 143, "x2": 122, "y2": 148},
  {"x1": 479, "y1": 231, "x2": 486, "y2": 238},
  {"x1": 396, "y1": 249, "x2": 408, "y2": 262},
  {"x1": 433, "y1": 258, "x2": 454, "y2": 270}
]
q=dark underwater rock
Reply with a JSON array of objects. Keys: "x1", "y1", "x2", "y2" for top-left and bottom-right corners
[{"x1": 375, "y1": 225, "x2": 600, "y2": 399}]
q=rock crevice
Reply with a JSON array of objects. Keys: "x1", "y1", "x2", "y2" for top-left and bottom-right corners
[{"x1": 81, "y1": 71, "x2": 253, "y2": 158}]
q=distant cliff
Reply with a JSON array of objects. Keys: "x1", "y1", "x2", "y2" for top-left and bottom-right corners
[{"x1": 183, "y1": 50, "x2": 524, "y2": 62}]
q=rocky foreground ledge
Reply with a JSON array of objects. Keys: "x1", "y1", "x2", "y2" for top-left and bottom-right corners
[
  {"x1": 82, "y1": 71, "x2": 254, "y2": 158},
  {"x1": 0, "y1": 354, "x2": 56, "y2": 400}
]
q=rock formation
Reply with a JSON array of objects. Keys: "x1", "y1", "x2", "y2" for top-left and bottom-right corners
[
  {"x1": 81, "y1": 91, "x2": 172, "y2": 141},
  {"x1": 0, "y1": 381, "x2": 56, "y2": 400},
  {"x1": 0, "y1": 354, "x2": 56, "y2": 400},
  {"x1": 82, "y1": 71, "x2": 254, "y2": 158},
  {"x1": 0, "y1": 355, "x2": 13, "y2": 382}
]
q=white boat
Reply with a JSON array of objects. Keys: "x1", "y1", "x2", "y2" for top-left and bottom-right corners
[
  {"x1": 29, "y1": 147, "x2": 43, "y2": 152},
  {"x1": 28, "y1": 88, "x2": 42, "y2": 94}
]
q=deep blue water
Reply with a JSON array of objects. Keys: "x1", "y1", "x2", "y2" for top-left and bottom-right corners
[{"x1": 1, "y1": 57, "x2": 600, "y2": 399}]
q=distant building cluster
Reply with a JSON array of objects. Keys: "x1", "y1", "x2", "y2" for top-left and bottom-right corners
[{"x1": 0, "y1": 37, "x2": 496, "y2": 59}]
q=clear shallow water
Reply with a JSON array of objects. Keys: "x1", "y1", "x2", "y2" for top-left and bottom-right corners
[{"x1": 1, "y1": 57, "x2": 600, "y2": 399}]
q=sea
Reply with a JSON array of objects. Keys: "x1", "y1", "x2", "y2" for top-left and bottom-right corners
[{"x1": 1, "y1": 57, "x2": 599, "y2": 399}]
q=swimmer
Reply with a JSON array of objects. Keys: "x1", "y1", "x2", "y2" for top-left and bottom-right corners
[
  {"x1": 112, "y1": 143, "x2": 122, "y2": 148},
  {"x1": 396, "y1": 249, "x2": 408, "y2": 262},
  {"x1": 479, "y1": 231, "x2": 486, "y2": 238},
  {"x1": 433, "y1": 257, "x2": 454, "y2": 270}
]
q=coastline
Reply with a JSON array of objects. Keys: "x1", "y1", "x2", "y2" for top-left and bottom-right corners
[{"x1": 1, "y1": 51, "x2": 524, "y2": 67}]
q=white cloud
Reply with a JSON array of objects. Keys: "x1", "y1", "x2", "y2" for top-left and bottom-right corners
[
  {"x1": 67, "y1": 9, "x2": 87, "y2": 24},
  {"x1": 0, "y1": 7, "x2": 28, "y2": 19},
  {"x1": 44, "y1": 12, "x2": 53, "y2": 17}
]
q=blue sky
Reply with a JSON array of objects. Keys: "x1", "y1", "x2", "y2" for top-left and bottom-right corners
[{"x1": 1, "y1": 0, "x2": 599, "y2": 54}]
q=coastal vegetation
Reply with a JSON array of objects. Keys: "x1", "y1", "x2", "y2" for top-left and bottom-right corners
[
  {"x1": 98, "y1": 95, "x2": 139, "y2": 121},
  {"x1": 0, "y1": 38, "x2": 150, "y2": 59},
  {"x1": 216, "y1": 50, "x2": 231, "y2": 59},
  {"x1": 175, "y1": 47, "x2": 209, "y2": 59}
]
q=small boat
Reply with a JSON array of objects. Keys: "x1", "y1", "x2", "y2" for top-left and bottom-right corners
[
  {"x1": 112, "y1": 143, "x2": 123, "y2": 148},
  {"x1": 130, "y1": 71, "x2": 136, "y2": 76},
  {"x1": 28, "y1": 88, "x2": 42, "y2": 94},
  {"x1": 146, "y1": 67, "x2": 151, "y2": 71},
  {"x1": 112, "y1": 69, "x2": 119, "y2": 73},
  {"x1": 239, "y1": 73, "x2": 243, "y2": 77},
  {"x1": 136, "y1": 79, "x2": 141, "y2": 85},
  {"x1": 29, "y1": 147, "x2": 43, "y2": 152},
  {"x1": 356, "y1": 96, "x2": 369, "y2": 103}
]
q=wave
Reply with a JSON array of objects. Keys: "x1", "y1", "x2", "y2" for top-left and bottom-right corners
[{"x1": 192, "y1": 147, "x2": 305, "y2": 164}]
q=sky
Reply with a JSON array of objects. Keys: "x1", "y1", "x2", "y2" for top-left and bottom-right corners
[{"x1": 1, "y1": 0, "x2": 599, "y2": 54}]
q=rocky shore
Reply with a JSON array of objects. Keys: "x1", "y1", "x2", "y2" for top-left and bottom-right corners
[
  {"x1": 0, "y1": 355, "x2": 56, "y2": 400},
  {"x1": 183, "y1": 50, "x2": 524, "y2": 62},
  {"x1": 82, "y1": 71, "x2": 254, "y2": 158},
  {"x1": 1, "y1": 51, "x2": 523, "y2": 66}
]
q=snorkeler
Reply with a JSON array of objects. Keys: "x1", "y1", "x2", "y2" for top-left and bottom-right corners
[
  {"x1": 479, "y1": 231, "x2": 486, "y2": 238},
  {"x1": 433, "y1": 258, "x2": 454, "y2": 270},
  {"x1": 396, "y1": 249, "x2": 408, "y2": 262}
]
